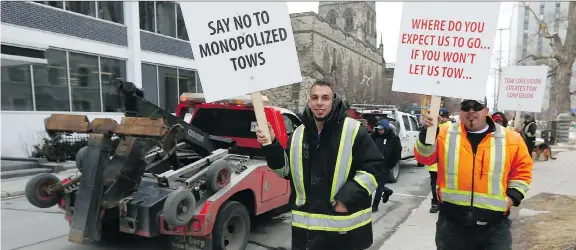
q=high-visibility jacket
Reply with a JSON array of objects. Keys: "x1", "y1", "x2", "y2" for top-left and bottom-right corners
[
  {"x1": 426, "y1": 120, "x2": 452, "y2": 172},
  {"x1": 414, "y1": 121, "x2": 533, "y2": 225},
  {"x1": 264, "y1": 116, "x2": 383, "y2": 250}
]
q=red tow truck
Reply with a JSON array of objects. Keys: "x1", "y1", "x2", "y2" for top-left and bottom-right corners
[{"x1": 23, "y1": 81, "x2": 299, "y2": 250}]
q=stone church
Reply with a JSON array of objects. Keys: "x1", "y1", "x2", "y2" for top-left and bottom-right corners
[{"x1": 263, "y1": 1, "x2": 459, "y2": 113}]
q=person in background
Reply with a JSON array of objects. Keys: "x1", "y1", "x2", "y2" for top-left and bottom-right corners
[
  {"x1": 370, "y1": 119, "x2": 401, "y2": 212},
  {"x1": 424, "y1": 111, "x2": 452, "y2": 213},
  {"x1": 522, "y1": 113, "x2": 537, "y2": 157},
  {"x1": 415, "y1": 98, "x2": 533, "y2": 250},
  {"x1": 257, "y1": 79, "x2": 383, "y2": 250},
  {"x1": 491, "y1": 112, "x2": 508, "y2": 127}
]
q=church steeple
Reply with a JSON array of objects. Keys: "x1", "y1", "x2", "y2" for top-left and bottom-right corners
[
  {"x1": 318, "y1": 1, "x2": 378, "y2": 47},
  {"x1": 378, "y1": 32, "x2": 384, "y2": 55}
]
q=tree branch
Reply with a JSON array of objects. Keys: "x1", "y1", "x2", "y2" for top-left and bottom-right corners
[
  {"x1": 517, "y1": 54, "x2": 556, "y2": 64},
  {"x1": 521, "y1": 1, "x2": 564, "y2": 58}
]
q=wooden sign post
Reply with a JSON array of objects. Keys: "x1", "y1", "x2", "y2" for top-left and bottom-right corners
[
  {"x1": 426, "y1": 95, "x2": 442, "y2": 144},
  {"x1": 251, "y1": 92, "x2": 271, "y2": 145}
]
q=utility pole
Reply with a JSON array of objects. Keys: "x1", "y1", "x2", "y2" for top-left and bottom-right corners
[{"x1": 494, "y1": 27, "x2": 510, "y2": 112}]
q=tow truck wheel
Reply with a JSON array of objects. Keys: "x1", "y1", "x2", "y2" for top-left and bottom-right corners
[
  {"x1": 212, "y1": 201, "x2": 250, "y2": 250},
  {"x1": 386, "y1": 162, "x2": 400, "y2": 183},
  {"x1": 163, "y1": 188, "x2": 196, "y2": 227},
  {"x1": 25, "y1": 173, "x2": 61, "y2": 208},
  {"x1": 206, "y1": 159, "x2": 232, "y2": 193},
  {"x1": 75, "y1": 146, "x2": 88, "y2": 173}
]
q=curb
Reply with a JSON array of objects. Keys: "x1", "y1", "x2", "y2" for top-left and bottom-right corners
[{"x1": 1, "y1": 190, "x2": 25, "y2": 199}]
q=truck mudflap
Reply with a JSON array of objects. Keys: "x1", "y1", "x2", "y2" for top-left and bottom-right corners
[
  {"x1": 170, "y1": 235, "x2": 213, "y2": 250},
  {"x1": 119, "y1": 184, "x2": 174, "y2": 237}
]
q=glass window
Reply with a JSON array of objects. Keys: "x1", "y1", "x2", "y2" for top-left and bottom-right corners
[
  {"x1": 100, "y1": 57, "x2": 126, "y2": 112},
  {"x1": 66, "y1": 1, "x2": 97, "y2": 17},
  {"x1": 69, "y1": 52, "x2": 101, "y2": 112},
  {"x1": 33, "y1": 49, "x2": 70, "y2": 111},
  {"x1": 1, "y1": 65, "x2": 33, "y2": 111},
  {"x1": 98, "y1": 1, "x2": 124, "y2": 24},
  {"x1": 158, "y1": 66, "x2": 178, "y2": 111},
  {"x1": 402, "y1": 115, "x2": 411, "y2": 131},
  {"x1": 35, "y1": 1, "x2": 64, "y2": 8},
  {"x1": 409, "y1": 116, "x2": 419, "y2": 131},
  {"x1": 176, "y1": 4, "x2": 189, "y2": 40},
  {"x1": 141, "y1": 63, "x2": 159, "y2": 105},
  {"x1": 178, "y1": 69, "x2": 196, "y2": 94},
  {"x1": 156, "y1": 1, "x2": 176, "y2": 37},
  {"x1": 139, "y1": 1, "x2": 155, "y2": 32},
  {"x1": 196, "y1": 72, "x2": 204, "y2": 93}
]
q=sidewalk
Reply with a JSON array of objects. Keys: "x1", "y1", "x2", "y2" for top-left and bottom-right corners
[{"x1": 379, "y1": 150, "x2": 576, "y2": 250}]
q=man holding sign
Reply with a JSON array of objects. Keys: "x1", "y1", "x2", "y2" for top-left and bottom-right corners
[
  {"x1": 415, "y1": 98, "x2": 533, "y2": 249},
  {"x1": 257, "y1": 80, "x2": 383, "y2": 250}
]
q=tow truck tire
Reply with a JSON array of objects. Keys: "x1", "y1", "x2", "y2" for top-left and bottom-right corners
[
  {"x1": 163, "y1": 188, "x2": 196, "y2": 227},
  {"x1": 75, "y1": 146, "x2": 88, "y2": 173},
  {"x1": 212, "y1": 201, "x2": 250, "y2": 250},
  {"x1": 386, "y1": 162, "x2": 400, "y2": 183},
  {"x1": 25, "y1": 173, "x2": 61, "y2": 208},
  {"x1": 206, "y1": 159, "x2": 232, "y2": 193}
]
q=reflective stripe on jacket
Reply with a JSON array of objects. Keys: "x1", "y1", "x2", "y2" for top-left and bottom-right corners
[
  {"x1": 425, "y1": 121, "x2": 452, "y2": 172},
  {"x1": 273, "y1": 117, "x2": 377, "y2": 231},
  {"x1": 414, "y1": 122, "x2": 533, "y2": 214}
]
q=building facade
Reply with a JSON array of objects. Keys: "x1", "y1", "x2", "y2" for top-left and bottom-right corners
[
  {"x1": 508, "y1": 1, "x2": 576, "y2": 115},
  {"x1": 1, "y1": 1, "x2": 201, "y2": 157},
  {"x1": 263, "y1": 2, "x2": 393, "y2": 112}
]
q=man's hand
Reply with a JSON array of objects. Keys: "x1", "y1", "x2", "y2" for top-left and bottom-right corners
[
  {"x1": 421, "y1": 114, "x2": 440, "y2": 128},
  {"x1": 334, "y1": 200, "x2": 348, "y2": 213},
  {"x1": 256, "y1": 122, "x2": 275, "y2": 146},
  {"x1": 507, "y1": 196, "x2": 513, "y2": 210}
]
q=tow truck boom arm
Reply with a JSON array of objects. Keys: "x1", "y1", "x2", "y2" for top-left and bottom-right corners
[{"x1": 116, "y1": 81, "x2": 234, "y2": 156}]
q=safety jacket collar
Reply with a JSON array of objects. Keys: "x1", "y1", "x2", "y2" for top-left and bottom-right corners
[{"x1": 457, "y1": 116, "x2": 496, "y2": 138}]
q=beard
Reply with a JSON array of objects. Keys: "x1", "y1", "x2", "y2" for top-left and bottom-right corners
[{"x1": 314, "y1": 114, "x2": 327, "y2": 121}]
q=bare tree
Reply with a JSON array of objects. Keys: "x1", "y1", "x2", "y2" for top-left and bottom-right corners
[{"x1": 518, "y1": 2, "x2": 576, "y2": 117}]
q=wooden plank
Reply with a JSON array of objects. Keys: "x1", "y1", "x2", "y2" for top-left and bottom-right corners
[
  {"x1": 114, "y1": 117, "x2": 168, "y2": 137},
  {"x1": 45, "y1": 114, "x2": 90, "y2": 133}
]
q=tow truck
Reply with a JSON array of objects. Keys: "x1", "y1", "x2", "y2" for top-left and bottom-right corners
[
  {"x1": 24, "y1": 81, "x2": 300, "y2": 250},
  {"x1": 347, "y1": 104, "x2": 423, "y2": 183}
]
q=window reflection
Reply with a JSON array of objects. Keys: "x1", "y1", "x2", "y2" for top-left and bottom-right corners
[
  {"x1": 1, "y1": 65, "x2": 33, "y2": 111},
  {"x1": 33, "y1": 50, "x2": 70, "y2": 111},
  {"x1": 176, "y1": 4, "x2": 189, "y2": 40},
  {"x1": 178, "y1": 69, "x2": 196, "y2": 94},
  {"x1": 156, "y1": 1, "x2": 176, "y2": 37},
  {"x1": 139, "y1": 1, "x2": 155, "y2": 32},
  {"x1": 100, "y1": 57, "x2": 126, "y2": 112},
  {"x1": 65, "y1": 1, "x2": 96, "y2": 17},
  {"x1": 69, "y1": 52, "x2": 101, "y2": 112},
  {"x1": 98, "y1": 1, "x2": 124, "y2": 24},
  {"x1": 158, "y1": 66, "x2": 178, "y2": 111},
  {"x1": 141, "y1": 63, "x2": 159, "y2": 105}
]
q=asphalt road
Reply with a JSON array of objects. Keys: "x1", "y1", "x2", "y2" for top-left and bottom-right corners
[{"x1": 1, "y1": 160, "x2": 430, "y2": 250}]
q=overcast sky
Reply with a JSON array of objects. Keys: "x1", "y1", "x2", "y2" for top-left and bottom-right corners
[{"x1": 286, "y1": 2, "x2": 517, "y2": 108}]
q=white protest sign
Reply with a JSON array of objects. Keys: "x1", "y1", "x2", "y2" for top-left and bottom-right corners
[
  {"x1": 392, "y1": 2, "x2": 500, "y2": 100},
  {"x1": 179, "y1": 2, "x2": 302, "y2": 103},
  {"x1": 497, "y1": 66, "x2": 548, "y2": 112}
]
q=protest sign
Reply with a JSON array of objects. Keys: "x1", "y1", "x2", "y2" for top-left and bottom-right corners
[
  {"x1": 392, "y1": 2, "x2": 500, "y2": 100},
  {"x1": 179, "y1": 2, "x2": 302, "y2": 103},
  {"x1": 179, "y1": 2, "x2": 302, "y2": 144},
  {"x1": 392, "y1": 2, "x2": 500, "y2": 143},
  {"x1": 497, "y1": 65, "x2": 548, "y2": 113}
]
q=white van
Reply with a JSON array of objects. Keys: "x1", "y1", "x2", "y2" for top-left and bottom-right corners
[{"x1": 349, "y1": 104, "x2": 421, "y2": 183}]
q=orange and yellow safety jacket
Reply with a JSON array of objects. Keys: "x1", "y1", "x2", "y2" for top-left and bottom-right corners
[{"x1": 415, "y1": 119, "x2": 533, "y2": 225}]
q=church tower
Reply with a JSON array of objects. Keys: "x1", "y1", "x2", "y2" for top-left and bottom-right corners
[{"x1": 318, "y1": 1, "x2": 378, "y2": 47}]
